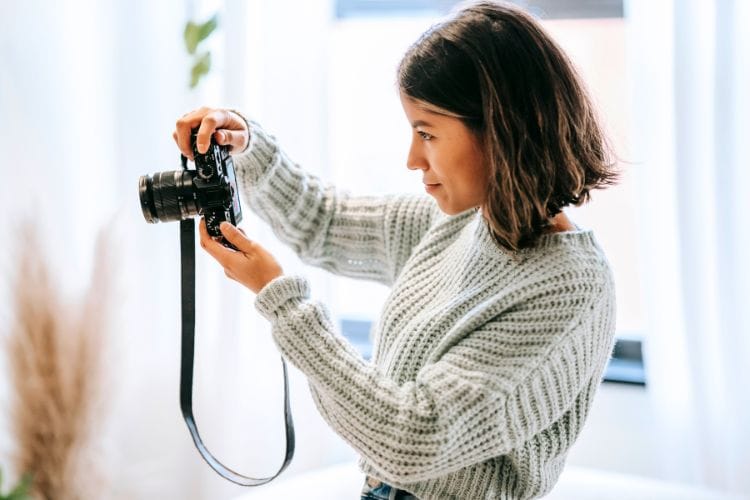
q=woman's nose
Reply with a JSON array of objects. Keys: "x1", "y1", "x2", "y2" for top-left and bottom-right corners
[{"x1": 406, "y1": 141, "x2": 428, "y2": 171}]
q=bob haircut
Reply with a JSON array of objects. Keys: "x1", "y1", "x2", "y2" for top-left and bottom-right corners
[{"x1": 397, "y1": 0, "x2": 619, "y2": 253}]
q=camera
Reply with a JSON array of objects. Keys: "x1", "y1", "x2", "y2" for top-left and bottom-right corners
[
  {"x1": 138, "y1": 128, "x2": 294, "y2": 486},
  {"x1": 139, "y1": 129, "x2": 243, "y2": 246}
]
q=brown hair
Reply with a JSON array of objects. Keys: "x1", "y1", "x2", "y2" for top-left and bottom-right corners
[{"x1": 398, "y1": 0, "x2": 619, "y2": 252}]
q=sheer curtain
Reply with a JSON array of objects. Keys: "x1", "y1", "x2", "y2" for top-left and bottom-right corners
[
  {"x1": 0, "y1": 1, "x2": 211, "y2": 497},
  {"x1": 627, "y1": 0, "x2": 750, "y2": 495},
  {"x1": 1, "y1": 1, "x2": 349, "y2": 498}
]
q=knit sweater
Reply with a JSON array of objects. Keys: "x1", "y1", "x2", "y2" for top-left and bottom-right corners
[{"x1": 233, "y1": 121, "x2": 617, "y2": 500}]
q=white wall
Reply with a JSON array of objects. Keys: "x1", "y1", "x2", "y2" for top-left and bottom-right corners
[{"x1": 568, "y1": 384, "x2": 658, "y2": 476}]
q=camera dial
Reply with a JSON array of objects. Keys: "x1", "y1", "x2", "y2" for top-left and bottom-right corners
[{"x1": 198, "y1": 164, "x2": 214, "y2": 179}]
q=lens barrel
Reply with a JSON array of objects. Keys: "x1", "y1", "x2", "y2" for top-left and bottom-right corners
[{"x1": 139, "y1": 170, "x2": 199, "y2": 223}]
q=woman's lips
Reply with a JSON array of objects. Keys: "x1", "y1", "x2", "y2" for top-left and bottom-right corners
[{"x1": 424, "y1": 183, "x2": 441, "y2": 193}]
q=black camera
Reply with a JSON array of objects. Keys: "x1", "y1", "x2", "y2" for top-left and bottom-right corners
[
  {"x1": 139, "y1": 129, "x2": 243, "y2": 247},
  {"x1": 138, "y1": 128, "x2": 294, "y2": 486}
]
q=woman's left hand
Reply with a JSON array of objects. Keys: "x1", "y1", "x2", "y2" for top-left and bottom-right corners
[{"x1": 199, "y1": 219, "x2": 283, "y2": 294}]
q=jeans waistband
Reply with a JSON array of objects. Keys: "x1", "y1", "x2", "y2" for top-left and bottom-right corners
[{"x1": 361, "y1": 476, "x2": 419, "y2": 500}]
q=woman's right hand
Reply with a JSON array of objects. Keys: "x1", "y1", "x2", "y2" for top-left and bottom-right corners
[{"x1": 173, "y1": 107, "x2": 249, "y2": 160}]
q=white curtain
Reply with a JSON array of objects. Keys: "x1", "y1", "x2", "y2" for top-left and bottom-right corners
[
  {"x1": 627, "y1": 0, "x2": 750, "y2": 495},
  {"x1": 0, "y1": 1, "x2": 212, "y2": 497}
]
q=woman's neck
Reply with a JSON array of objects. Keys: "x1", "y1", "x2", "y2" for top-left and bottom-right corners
[
  {"x1": 477, "y1": 208, "x2": 575, "y2": 233},
  {"x1": 545, "y1": 212, "x2": 575, "y2": 233}
]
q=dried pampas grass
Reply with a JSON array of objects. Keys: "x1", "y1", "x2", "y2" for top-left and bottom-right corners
[{"x1": 4, "y1": 222, "x2": 115, "y2": 499}]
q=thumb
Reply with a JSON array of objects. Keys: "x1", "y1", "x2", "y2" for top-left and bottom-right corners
[
  {"x1": 219, "y1": 222, "x2": 254, "y2": 253},
  {"x1": 213, "y1": 130, "x2": 248, "y2": 153}
]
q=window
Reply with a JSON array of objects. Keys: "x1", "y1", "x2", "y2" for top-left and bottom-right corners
[
  {"x1": 328, "y1": 1, "x2": 643, "y2": 385},
  {"x1": 335, "y1": 0, "x2": 623, "y2": 20}
]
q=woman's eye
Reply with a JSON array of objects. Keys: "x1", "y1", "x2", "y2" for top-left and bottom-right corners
[{"x1": 417, "y1": 131, "x2": 433, "y2": 141}]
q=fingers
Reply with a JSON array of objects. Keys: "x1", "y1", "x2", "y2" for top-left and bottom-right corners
[
  {"x1": 198, "y1": 218, "x2": 236, "y2": 267},
  {"x1": 196, "y1": 109, "x2": 231, "y2": 154},
  {"x1": 218, "y1": 221, "x2": 256, "y2": 253},
  {"x1": 198, "y1": 218, "x2": 283, "y2": 293},
  {"x1": 174, "y1": 106, "x2": 211, "y2": 159},
  {"x1": 198, "y1": 218, "x2": 255, "y2": 263},
  {"x1": 174, "y1": 107, "x2": 249, "y2": 160}
]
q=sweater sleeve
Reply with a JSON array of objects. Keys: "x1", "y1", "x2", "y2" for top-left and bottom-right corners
[
  {"x1": 254, "y1": 273, "x2": 617, "y2": 484},
  {"x1": 232, "y1": 120, "x2": 439, "y2": 286}
]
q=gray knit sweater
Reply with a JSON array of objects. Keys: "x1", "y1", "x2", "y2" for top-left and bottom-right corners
[{"x1": 234, "y1": 121, "x2": 617, "y2": 500}]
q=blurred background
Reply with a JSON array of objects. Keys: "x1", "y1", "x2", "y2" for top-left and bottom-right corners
[{"x1": 0, "y1": 0, "x2": 748, "y2": 498}]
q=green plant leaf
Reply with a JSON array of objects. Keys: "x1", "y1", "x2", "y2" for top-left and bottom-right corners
[
  {"x1": 197, "y1": 15, "x2": 218, "y2": 45},
  {"x1": 0, "y1": 472, "x2": 32, "y2": 500},
  {"x1": 189, "y1": 51, "x2": 212, "y2": 89},
  {"x1": 183, "y1": 14, "x2": 218, "y2": 55},
  {"x1": 7, "y1": 473, "x2": 32, "y2": 500},
  {"x1": 184, "y1": 21, "x2": 200, "y2": 55}
]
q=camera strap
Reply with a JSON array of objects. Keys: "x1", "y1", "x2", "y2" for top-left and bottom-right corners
[{"x1": 179, "y1": 217, "x2": 295, "y2": 486}]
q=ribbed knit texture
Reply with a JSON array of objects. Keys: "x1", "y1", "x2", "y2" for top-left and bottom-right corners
[{"x1": 234, "y1": 121, "x2": 617, "y2": 500}]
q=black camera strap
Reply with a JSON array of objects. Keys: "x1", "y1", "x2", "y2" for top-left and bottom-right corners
[{"x1": 178, "y1": 205, "x2": 295, "y2": 486}]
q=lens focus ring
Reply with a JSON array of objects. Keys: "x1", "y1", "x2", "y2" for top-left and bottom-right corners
[
  {"x1": 139, "y1": 169, "x2": 198, "y2": 224},
  {"x1": 149, "y1": 171, "x2": 179, "y2": 221}
]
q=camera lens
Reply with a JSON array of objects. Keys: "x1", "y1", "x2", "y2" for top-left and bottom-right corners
[{"x1": 138, "y1": 170, "x2": 199, "y2": 223}]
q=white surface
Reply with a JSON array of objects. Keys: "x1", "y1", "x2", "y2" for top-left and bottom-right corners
[{"x1": 232, "y1": 461, "x2": 745, "y2": 500}]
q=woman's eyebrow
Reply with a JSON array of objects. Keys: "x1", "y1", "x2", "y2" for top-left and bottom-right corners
[{"x1": 411, "y1": 119, "x2": 435, "y2": 128}]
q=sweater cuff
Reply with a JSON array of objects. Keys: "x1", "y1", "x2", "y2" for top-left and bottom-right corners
[
  {"x1": 232, "y1": 118, "x2": 279, "y2": 186},
  {"x1": 255, "y1": 275, "x2": 310, "y2": 320}
]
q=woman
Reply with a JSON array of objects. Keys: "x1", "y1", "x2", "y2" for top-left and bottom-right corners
[{"x1": 173, "y1": 1, "x2": 619, "y2": 498}]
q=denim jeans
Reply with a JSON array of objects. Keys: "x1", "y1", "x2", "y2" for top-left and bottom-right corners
[{"x1": 360, "y1": 476, "x2": 419, "y2": 500}]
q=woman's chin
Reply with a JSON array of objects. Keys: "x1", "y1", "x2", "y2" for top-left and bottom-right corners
[{"x1": 435, "y1": 202, "x2": 461, "y2": 216}]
